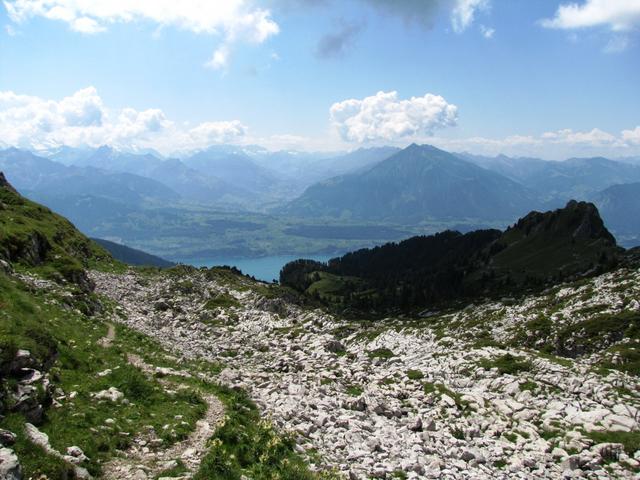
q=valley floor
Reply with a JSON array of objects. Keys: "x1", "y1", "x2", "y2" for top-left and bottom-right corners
[{"x1": 90, "y1": 267, "x2": 640, "y2": 479}]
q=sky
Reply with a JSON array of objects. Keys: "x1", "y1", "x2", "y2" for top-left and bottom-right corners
[{"x1": 0, "y1": 0, "x2": 639, "y2": 159}]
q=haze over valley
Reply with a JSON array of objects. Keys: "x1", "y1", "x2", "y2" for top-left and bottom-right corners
[{"x1": 2, "y1": 141, "x2": 640, "y2": 275}]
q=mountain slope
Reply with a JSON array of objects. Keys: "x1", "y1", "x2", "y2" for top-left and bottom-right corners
[
  {"x1": 530, "y1": 157, "x2": 640, "y2": 201},
  {"x1": 2, "y1": 173, "x2": 639, "y2": 479},
  {"x1": 184, "y1": 148, "x2": 278, "y2": 194},
  {"x1": 593, "y1": 182, "x2": 640, "y2": 247},
  {"x1": 57, "y1": 146, "x2": 244, "y2": 204},
  {"x1": 461, "y1": 152, "x2": 640, "y2": 202},
  {"x1": 0, "y1": 148, "x2": 180, "y2": 205},
  {"x1": 281, "y1": 200, "x2": 622, "y2": 311},
  {"x1": 92, "y1": 238, "x2": 175, "y2": 268},
  {"x1": 0, "y1": 171, "x2": 114, "y2": 289},
  {"x1": 284, "y1": 144, "x2": 540, "y2": 222},
  {"x1": 488, "y1": 200, "x2": 618, "y2": 279},
  {"x1": 146, "y1": 158, "x2": 246, "y2": 203},
  {"x1": 0, "y1": 175, "x2": 328, "y2": 480},
  {"x1": 311, "y1": 146, "x2": 401, "y2": 177}
]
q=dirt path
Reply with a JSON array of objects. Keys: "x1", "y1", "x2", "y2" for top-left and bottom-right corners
[
  {"x1": 99, "y1": 330, "x2": 224, "y2": 479},
  {"x1": 97, "y1": 323, "x2": 116, "y2": 348}
]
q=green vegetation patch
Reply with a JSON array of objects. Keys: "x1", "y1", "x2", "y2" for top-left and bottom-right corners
[
  {"x1": 478, "y1": 353, "x2": 532, "y2": 375},
  {"x1": 367, "y1": 348, "x2": 395, "y2": 360},
  {"x1": 346, "y1": 385, "x2": 364, "y2": 396},
  {"x1": 194, "y1": 386, "x2": 338, "y2": 480},
  {"x1": 204, "y1": 292, "x2": 241, "y2": 310},
  {"x1": 556, "y1": 311, "x2": 640, "y2": 358},
  {"x1": 423, "y1": 382, "x2": 469, "y2": 410},
  {"x1": 584, "y1": 431, "x2": 640, "y2": 457},
  {"x1": 519, "y1": 380, "x2": 538, "y2": 392}
]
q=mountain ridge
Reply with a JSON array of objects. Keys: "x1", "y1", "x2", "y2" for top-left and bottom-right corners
[
  {"x1": 281, "y1": 199, "x2": 622, "y2": 312},
  {"x1": 283, "y1": 143, "x2": 541, "y2": 222}
]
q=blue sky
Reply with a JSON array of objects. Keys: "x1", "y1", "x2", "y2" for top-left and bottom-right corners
[{"x1": 0, "y1": 0, "x2": 639, "y2": 158}]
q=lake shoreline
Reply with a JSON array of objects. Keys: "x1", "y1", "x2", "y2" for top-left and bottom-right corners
[{"x1": 175, "y1": 254, "x2": 337, "y2": 282}]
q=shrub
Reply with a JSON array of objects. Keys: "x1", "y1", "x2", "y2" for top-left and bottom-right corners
[
  {"x1": 479, "y1": 353, "x2": 532, "y2": 375},
  {"x1": 367, "y1": 348, "x2": 394, "y2": 360},
  {"x1": 406, "y1": 369, "x2": 424, "y2": 380}
]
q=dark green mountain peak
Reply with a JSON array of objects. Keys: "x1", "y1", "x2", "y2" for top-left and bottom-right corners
[
  {"x1": 509, "y1": 200, "x2": 616, "y2": 244},
  {"x1": 281, "y1": 200, "x2": 623, "y2": 312}
]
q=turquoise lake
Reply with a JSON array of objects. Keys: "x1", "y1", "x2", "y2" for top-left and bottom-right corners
[{"x1": 180, "y1": 254, "x2": 335, "y2": 282}]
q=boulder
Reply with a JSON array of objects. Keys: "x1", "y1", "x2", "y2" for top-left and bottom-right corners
[
  {"x1": 8, "y1": 350, "x2": 35, "y2": 372},
  {"x1": 0, "y1": 259, "x2": 12, "y2": 274},
  {"x1": 0, "y1": 447, "x2": 21, "y2": 480},
  {"x1": 94, "y1": 387, "x2": 124, "y2": 402},
  {"x1": 408, "y1": 417, "x2": 423, "y2": 432},
  {"x1": 325, "y1": 340, "x2": 346, "y2": 354},
  {"x1": 0, "y1": 430, "x2": 16, "y2": 447},
  {"x1": 593, "y1": 443, "x2": 624, "y2": 462}
]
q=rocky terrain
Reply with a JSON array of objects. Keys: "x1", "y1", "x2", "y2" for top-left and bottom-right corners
[{"x1": 91, "y1": 266, "x2": 640, "y2": 479}]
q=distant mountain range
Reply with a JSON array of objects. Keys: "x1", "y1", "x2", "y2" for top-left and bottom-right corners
[
  {"x1": 0, "y1": 148, "x2": 179, "y2": 205},
  {"x1": 459, "y1": 152, "x2": 640, "y2": 203},
  {"x1": 283, "y1": 144, "x2": 640, "y2": 246},
  {"x1": 3, "y1": 141, "x2": 640, "y2": 253},
  {"x1": 38, "y1": 144, "x2": 399, "y2": 207},
  {"x1": 283, "y1": 144, "x2": 540, "y2": 222},
  {"x1": 592, "y1": 182, "x2": 640, "y2": 246}
]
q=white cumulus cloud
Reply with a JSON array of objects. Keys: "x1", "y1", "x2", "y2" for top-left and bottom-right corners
[
  {"x1": 188, "y1": 120, "x2": 248, "y2": 145},
  {"x1": 540, "y1": 0, "x2": 640, "y2": 31},
  {"x1": 330, "y1": 91, "x2": 458, "y2": 143},
  {"x1": 541, "y1": 127, "x2": 621, "y2": 146},
  {"x1": 0, "y1": 87, "x2": 247, "y2": 154},
  {"x1": 622, "y1": 126, "x2": 640, "y2": 145},
  {"x1": 3, "y1": 0, "x2": 279, "y2": 69},
  {"x1": 451, "y1": 0, "x2": 489, "y2": 33}
]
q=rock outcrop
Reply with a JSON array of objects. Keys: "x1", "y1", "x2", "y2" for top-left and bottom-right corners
[{"x1": 1, "y1": 349, "x2": 55, "y2": 425}]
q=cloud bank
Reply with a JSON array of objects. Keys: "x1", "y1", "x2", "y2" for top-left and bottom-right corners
[
  {"x1": 1, "y1": 87, "x2": 638, "y2": 159},
  {"x1": 0, "y1": 87, "x2": 247, "y2": 154},
  {"x1": 3, "y1": 0, "x2": 279, "y2": 69},
  {"x1": 330, "y1": 91, "x2": 458, "y2": 143},
  {"x1": 430, "y1": 127, "x2": 640, "y2": 159},
  {"x1": 540, "y1": 0, "x2": 640, "y2": 31}
]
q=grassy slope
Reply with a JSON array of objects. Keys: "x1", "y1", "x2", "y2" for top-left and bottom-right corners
[
  {"x1": 492, "y1": 228, "x2": 611, "y2": 277},
  {"x1": 0, "y1": 272, "x2": 205, "y2": 477},
  {"x1": 0, "y1": 183, "x2": 121, "y2": 283}
]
